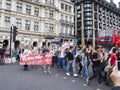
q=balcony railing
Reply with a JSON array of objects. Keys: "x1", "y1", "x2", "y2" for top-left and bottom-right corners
[
  {"x1": 60, "y1": 20, "x2": 74, "y2": 26},
  {"x1": 21, "y1": 0, "x2": 43, "y2": 6},
  {"x1": 60, "y1": 19, "x2": 65, "y2": 23},
  {"x1": 59, "y1": 33, "x2": 74, "y2": 38},
  {"x1": 43, "y1": 32, "x2": 57, "y2": 37},
  {"x1": 44, "y1": 3, "x2": 59, "y2": 11}
]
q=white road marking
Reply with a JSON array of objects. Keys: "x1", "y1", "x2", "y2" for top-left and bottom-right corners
[
  {"x1": 83, "y1": 84, "x2": 87, "y2": 86},
  {"x1": 55, "y1": 74, "x2": 58, "y2": 77},
  {"x1": 72, "y1": 80, "x2": 75, "y2": 82},
  {"x1": 63, "y1": 77, "x2": 67, "y2": 79}
]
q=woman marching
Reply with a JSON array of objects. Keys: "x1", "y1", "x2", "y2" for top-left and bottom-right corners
[
  {"x1": 81, "y1": 48, "x2": 90, "y2": 85},
  {"x1": 23, "y1": 46, "x2": 32, "y2": 70}
]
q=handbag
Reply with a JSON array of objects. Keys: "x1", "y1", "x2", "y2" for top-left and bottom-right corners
[
  {"x1": 4, "y1": 58, "x2": 11, "y2": 64},
  {"x1": 104, "y1": 63, "x2": 115, "y2": 76},
  {"x1": 11, "y1": 57, "x2": 16, "y2": 64}
]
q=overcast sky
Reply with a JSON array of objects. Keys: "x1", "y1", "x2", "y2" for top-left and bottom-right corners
[{"x1": 106, "y1": 0, "x2": 119, "y2": 7}]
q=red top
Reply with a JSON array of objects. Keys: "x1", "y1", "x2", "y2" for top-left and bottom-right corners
[{"x1": 110, "y1": 54, "x2": 117, "y2": 66}]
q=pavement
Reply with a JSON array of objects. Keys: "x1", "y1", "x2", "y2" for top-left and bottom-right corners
[{"x1": 0, "y1": 63, "x2": 112, "y2": 90}]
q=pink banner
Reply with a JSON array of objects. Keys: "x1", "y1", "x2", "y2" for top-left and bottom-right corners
[{"x1": 20, "y1": 53, "x2": 52, "y2": 65}]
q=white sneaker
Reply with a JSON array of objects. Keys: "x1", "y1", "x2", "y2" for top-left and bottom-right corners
[
  {"x1": 43, "y1": 70, "x2": 47, "y2": 74},
  {"x1": 86, "y1": 78, "x2": 89, "y2": 85},
  {"x1": 81, "y1": 75, "x2": 83, "y2": 78},
  {"x1": 66, "y1": 73, "x2": 70, "y2": 76},
  {"x1": 73, "y1": 74, "x2": 78, "y2": 77},
  {"x1": 48, "y1": 71, "x2": 51, "y2": 74}
]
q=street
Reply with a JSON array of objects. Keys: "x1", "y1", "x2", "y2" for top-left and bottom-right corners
[{"x1": 0, "y1": 63, "x2": 112, "y2": 90}]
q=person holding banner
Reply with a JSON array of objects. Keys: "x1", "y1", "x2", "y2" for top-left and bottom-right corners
[
  {"x1": 42, "y1": 45, "x2": 51, "y2": 74},
  {"x1": 23, "y1": 46, "x2": 32, "y2": 70}
]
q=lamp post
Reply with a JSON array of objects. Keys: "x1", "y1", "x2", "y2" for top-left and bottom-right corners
[{"x1": 10, "y1": 26, "x2": 12, "y2": 57}]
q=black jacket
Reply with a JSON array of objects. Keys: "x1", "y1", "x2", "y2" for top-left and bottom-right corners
[
  {"x1": 66, "y1": 51, "x2": 74, "y2": 61},
  {"x1": 112, "y1": 86, "x2": 120, "y2": 90},
  {"x1": 116, "y1": 52, "x2": 120, "y2": 60}
]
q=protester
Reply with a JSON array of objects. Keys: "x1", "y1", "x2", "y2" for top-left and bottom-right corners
[
  {"x1": 42, "y1": 45, "x2": 51, "y2": 74},
  {"x1": 23, "y1": 46, "x2": 30, "y2": 70},
  {"x1": 57, "y1": 46, "x2": 66, "y2": 71},
  {"x1": 75, "y1": 45, "x2": 85, "y2": 74},
  {"x1": 66, "y1": 46, "x2": 78, "y2": 77},
  {"x1": 81, "y1": 48, "x2": 90, "y2": 85},
  {"x1": 116, "y1": 48, "x2": 120, "y2": 61},
  {"x1": 86, "y1": 45, "x2": 93, "y2": 68},
  {"x1": 108, "y1": 48, "x2": 117, "y2": 67},
  {"x1": 90, "y1": 46, "x2": 103, "y2": 86}
]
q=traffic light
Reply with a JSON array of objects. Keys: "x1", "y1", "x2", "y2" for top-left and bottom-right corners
[{"x1": 13, "y1": 26, "x2": 18, "y2": 42}]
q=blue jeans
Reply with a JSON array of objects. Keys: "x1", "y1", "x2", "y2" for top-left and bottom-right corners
[
  {"x1": 82, "y1": 61, "x2": 89, "y2": 79},
  {"x1": 57, "y1": 57, "x2": 66, "y2": 71},
  {"x1": 66, "y1": 60, "x2": 76, "y2": 74}
]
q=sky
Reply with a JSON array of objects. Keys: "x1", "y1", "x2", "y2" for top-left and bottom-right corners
[{"x1": 106, "y1": 0, "x2": 119, "y2": 7}]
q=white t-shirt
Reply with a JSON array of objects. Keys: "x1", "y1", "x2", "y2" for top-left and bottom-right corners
[
  {"x1": 23, "y1": 49, "x2": 29, "y2": 54},
  {"x1": 59, "y1": 49, "x2": 65, "y2": 58},
  {"x1": 32, "y1": 47, "x2": 38, "y2": 54}
]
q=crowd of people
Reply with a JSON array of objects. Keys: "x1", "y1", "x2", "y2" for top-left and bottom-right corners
[{"x1": 0, "y1": 42, "x2": 120, "y2": 90}]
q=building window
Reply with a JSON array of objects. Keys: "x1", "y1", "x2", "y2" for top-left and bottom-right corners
[
  {"x1": 61, "y1": 3, "x2": 64, "y2": 10},
  {"x1": 84, "y1": 8, "x2": 92, "y2": 11},
  {"x1": 85, "y1": 21, "x2": 92, "y2": 25},
  {"x1": 65, "y1": 26, "x2": 68, "y2": 34},
  {"x1": 84, "y1": 1, "x2": 91, "y2": 4},
  {"x1": 45, "y1": 23, "x2": 49, "y2": 32},
  {"x1": 34, "y1": 22, "x2": 39, "y2": 32},
  {"x1": 94, "y1": 4, "x2": 97, "y2": 11},
  {"x1": 84, "y1": 4, "x2": 92, "y2": 8},
  {"x1": 5, "y1": 16, "x2": 10, "y2": 27},
  {"x1": 69, "y1": 27, "x2": 72, "y2": 35},
  {"x1": 16, "y1": 18, "x2": 22, "y2": 29},
  {"x1": 16, "y1": 2, "x2": 22, "y2": 12},
  {"x1": 46, "y1": 0, "x2": 54, "y2": 5},
  {"x1": 45, "y1": 10, "x2": 53, "y2": 19},
  {"x1": 77, "y1": 6, "x2": 80, "y2": 10},
  {"x1": 85, "y1": 26, "x2": 92, "y2": 29},
  {"x1": 69, "y1": 6, "x2": 71, "y2": 13},
  {"x1": 77, "y1": 14, "x2": 80, "y2": 18},
  {"x1": 49, "y1": 10, "x2": 53, "y2": 19},
  {"x1": 6, "y1": 0, "x2": 11, "y2": 10},
  {"x1": 70, "y1": 17, "x2": 72, "y2": 22},
  {"x1": 49, "y1": 24, "x2": 54, "y2": 33},
  {"x1": 34, "y1": 7, "x2": 39, "y2": 16},
  {"x1": 45, "y1": 23, "x2": 54, "y2": 33},
  {"x1": 86, "y1": 30, "x2": 92, "y2": 37},
  {"x1": 25, "y1": 20, "x2": 30, "y2": 31},
  {"x1": 26, "y1": 5, "x2": 31, "y2": 15},
  {"x1": 65, "y1": 5, "x2": 68, "y2": 12},
  {"x1": 65, "y1": 16, "x2": 68, "y2": 21},
  {"x1": 85, "y1": 17, "x2": 92, "y2": 20},
  {"x1": 61, "y1": 14, "x2": 63, "y2": 20},
  {"x1": 60, "y1": 25, "x2": 63, "y2": 33},
  {"x1": 85, "y1": 13, "x2": 92, "y2": 17},
  {"x1": 45, "y1": 10, "x2": 48, "y2": 17},
  {"x1": 77, "y1": 11, "x2": 81, "y2": 13}
]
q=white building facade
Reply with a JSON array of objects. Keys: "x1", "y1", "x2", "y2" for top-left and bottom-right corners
[{"x1": 0, "y1": 0, "x2": 74, "y2": 47}]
